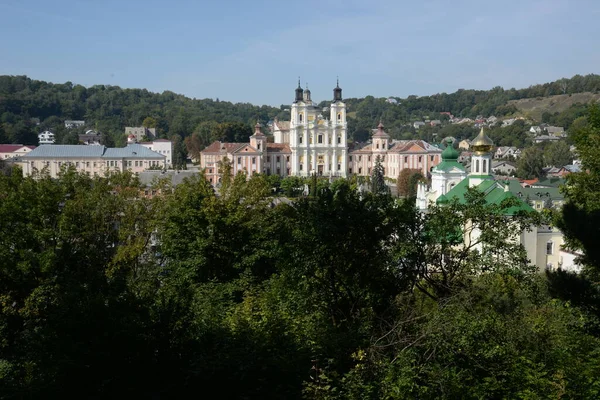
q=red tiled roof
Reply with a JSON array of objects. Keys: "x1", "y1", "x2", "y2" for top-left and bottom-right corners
[
  {"x1": 0, "y1": 144, "x2": 35, "y2": 152},
  {"x1": 202, "y1": 141, "x2": 246, "y2": 153},
  {"x1": 266, "y1": 143, "x2": 291, "y2": 153}
]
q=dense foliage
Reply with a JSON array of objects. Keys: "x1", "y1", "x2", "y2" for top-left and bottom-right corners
[{"x1": 1, "y1": 159, "x2": 599, "y2": 398}]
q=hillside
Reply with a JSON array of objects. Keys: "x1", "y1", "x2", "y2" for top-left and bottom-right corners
[
  {"x1": 509, "y1": 92, "x2": 600, "y2": 121},
  {"x1": 1, "y1": 73, "x2": 599, "y2": 148}
]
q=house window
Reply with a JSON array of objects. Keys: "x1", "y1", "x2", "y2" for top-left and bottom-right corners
[
  {"x1": 252, "y1": 157, "x2": 256, "y2": 164},
  {"x1": 237, "y1": 157, "x2": 241, "y2": 164},
  {"x1": 267, "y1": 156, "x2": 271, "y2": 162},
  {"x1": 209, "y1": 168, "x2": 213, "y2": 174},
  {"x1": 546, "y1": 241, "x2": 554, "y2": 255},
  {"x1": 359, "y1": 156, "x2": 362, "y2": 161},
  {"x1": 267, "y1": 168, "x2": 271, "y2": 175},
  {"x1": 430, "y1": 155, "x2": 434, "y2": 161},
  {"x1": 287, "y1": 168, "x2": 290, "y2": 175},
  {"x1": 349, "y1": 156, "x2": 352, "y2": 162},
  {"x1": 337, "y1": 164, "x2": 341, "y2": 171},
  {"x1": 358, "y1": 167, "x2": 362, "y2": 174},
  {"x1": 277, "y1": 168, "x2": 281, "y2": 175},
  {"x1": 368, "y1": 156, "x2": 371, "y2": 162},
  {"x1": 257, "y1": 143, "x2": 261, "y2": 150},
  {"x1": 300, "y1": 164, "x2": 303, "y2": 171},
  {"x1": 349, "y1": 168, "x2": 353, "y2": 174},
  {"x1": 418, "y1": 156, "x2": 422, "y2": 163},
  {"x1": 318, "y1": 135, "x2": 323, "y2": 144},
  {"x1": 286, "y1": 156, "x2": 290, "y2": 162},
  {"x1": 368, "y1": 168, "x2": 371, "y2": 174},
  {"x1": 276, "y1": 156, "x2": 280, "y2": 162},
  {"x1": 404, "y1": 156, "x2": 408, "y2": 163}
]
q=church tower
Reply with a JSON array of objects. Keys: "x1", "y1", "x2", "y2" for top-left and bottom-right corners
[
  {"x1": 249, "y1": 121, "x2": 266, "y2": 152},
  {"x1": 372, "y1": 121, "x2": 390, "y2": 153},
  {"x1": 469, "y1": 127, "x2": 494, "y2": 187}
]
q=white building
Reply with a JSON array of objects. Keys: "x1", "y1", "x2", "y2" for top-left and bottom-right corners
[
  {"x1": 65, "y1": 120, "x2": 85, "y2": 129},
  {"x1": 38, "y1": 131, "x2": 55, "y2": 144},
  {"x1": 287, "y1": 81, "x2": 348, "y2": 177},
  {"x1": 140, "y1": 139, "x2": 172, "y2": 167}
]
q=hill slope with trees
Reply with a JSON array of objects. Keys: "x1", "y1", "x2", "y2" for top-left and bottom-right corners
[{"x1": 1, "y1": 73, "x2": 599, "y2": 149}]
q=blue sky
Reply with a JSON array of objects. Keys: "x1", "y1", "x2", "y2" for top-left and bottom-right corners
[{"x1": 1, "y1": 0, "x2": 599, "y2": 106}]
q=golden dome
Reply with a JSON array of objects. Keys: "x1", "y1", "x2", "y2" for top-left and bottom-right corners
[{"x1": 471, "y1": 127, "x2": 494, "y2": 154}]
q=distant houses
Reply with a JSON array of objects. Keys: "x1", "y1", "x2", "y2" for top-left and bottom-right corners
[
  {"x1": 64, "y1": 120, "x2": 85, "y2": 129},
  {"x1": 0, "y1": 144, "x2": 36, "y2": 160},
  {"x1": 38, "y1": 131, "x2": 55, "y2": 145}
]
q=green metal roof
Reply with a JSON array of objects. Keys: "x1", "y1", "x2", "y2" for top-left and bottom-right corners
[{"x1": 437, "y1": 177, "x2": 534, "y2": 215}]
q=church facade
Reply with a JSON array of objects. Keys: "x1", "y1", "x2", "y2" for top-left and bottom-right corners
[
  {"x1": 200, "y1": 81, "x2": 442, "y2": 184},
  {"x1": 416, "y1": 128, "x2": 571, "y2": 272}
]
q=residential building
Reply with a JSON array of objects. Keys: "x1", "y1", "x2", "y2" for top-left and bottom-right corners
[
  {"x1": 20, "y1": 144, "x2": 165, "y2": 178},
  {"x1": 65, "y1": 120, "x2": 85, "y2": 129},
  {"x1": 140, "y1": 139, "x2": 173, "y2": 167},
  {"x1": 492, "y1": 160, "x2": 516, "y2": 175},
  {"x1": 413, "y1": 121, "x2": 426, "y2": 129},
  {"x1": 546, "y1": 126, "x2": 565, "y2": 136},
  {"x1": 38, "y1": 131, "x2": 55, "y2": 144},
  {"x1": 125, "y1": 127, "x2": 157, "y2": 142},
  {"x1": 530, "y1": 126, "x2": 542, "y2": 135},
  {"x1": 79, "y1": 130, "x2": 102, "y2": 145},
  {"x1": 0, "y1": 144, "x2": 36, "y2": 159},
  {"x1": 533, "y1": 135, "x2": 561, "y2": 144},
  {"x1": 458, "y1": 139, "x2": 471, "y2": 150},
  {"x1": 494, "y1": 146, "x2": 521, "y2": 159}
]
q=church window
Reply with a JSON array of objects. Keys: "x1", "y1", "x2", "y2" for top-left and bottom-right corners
[
  {"x1": 404, "y1": 156, "x2": 408, "y2": 163},
  {"x1": 276, "y1": 156, "x2": 280, "y2": 162},
  {"x1": 337, "y1": 113, "x2": 341, "y2": 121},
  {"x1": 349, "y1": 156, "x2": 352, "y2": 162},
  {"x1": 267, "y1": 156, "x2": 271, "y2": 162},
  {"x1": 318, "y1": 135, "x2": 323, "y2": 144},
  {"x1": 299, "y1": 113, "x2": 303, "y2": 122},
  {"x1": 286, "y1": 156, "x2": 290, "y2": 162},
  {"x1": 257, "y1": 143, "x2": 261, "y2": 150},
  {"x1": 310, "y1": 136, "x2": 313, "y2": 144},
  {"x1": 300, "y1": 164, "x2": 303, "y2": 171},
  {"x1": 483, "y1": 160, "x2": 487, "y2": 173},
  {"x1": 337, "y1": 164, "x2": 341, "y2": 171},
  {"x1": 368, "y1": 156, "x2": 371, "y2": 162},
  {"x1": 299, "y1": 136, "x2": 303, "y2": 144},
  {"x1": 252, "y1": 157, "x2": 256, "y2": 164},
  {"x1": 337, "y1": 136, "x2": 341, "y2": 144},
  {"x1": 368, "y1": 168, "x2": 371, "y2": 174},
  {"x1": 266, "y1": 168, "x2": 271, "y2": 175},
  {"x1": 349, "y1": 168, "x2": 353, "y2": 174},
  {"x1": 359, "y1": 167, "x2": 362, "y2": 174},
  {"x1": 359, "y1": 156, "x2": 362, "y2": 161},
  {"x1": 546, "y1": 241, "x2": 554, "y2": 255},
  {"x1": 287, "y1": 168, "x2": 290, "y2": 175},
  {"x1": 237, "y1": 157, "x2": 241, "y2": 164},
  {"x1": 475, "y1": 160, "x2": 480, "y2": 173},
  {"x1": 277, "y1": 168, "x2": 281, "y2": 175},
  {"x1": 376, "y1": 143, "x2": 379, "y2": 149},
  {"x1": 418, "y1": 156, "x2": 422, "y2": 163},
  {"x1": 431, "y1": 155, "x2": 434, "y2": 161}
]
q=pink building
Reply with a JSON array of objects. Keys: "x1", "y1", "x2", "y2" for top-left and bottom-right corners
[
  {"x1": 201, "y1": 123, "x2": 291, "y2": 185},
  {"x1": 0, "y1": 144, "x2": 36, "y2": 160},
  {"x1": 348, "y1": 123, "x2": 442, "y2": 179}
]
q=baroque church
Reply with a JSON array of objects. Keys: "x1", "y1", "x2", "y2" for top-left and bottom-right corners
[{"x1": 200, "y1": 81, "x2": 442, "y2": 183}]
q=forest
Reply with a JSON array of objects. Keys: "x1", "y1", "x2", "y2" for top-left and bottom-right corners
[
  {"x1": 0, "y1": 105, "x2": 599, "y2": 399},
  {"x1": 1, "y1": 74, "x2": 600, "y2": 149}
]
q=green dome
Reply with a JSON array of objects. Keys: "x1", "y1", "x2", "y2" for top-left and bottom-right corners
[{"x1": 441, "y1": 140, "x2": 460, "y2": 161}]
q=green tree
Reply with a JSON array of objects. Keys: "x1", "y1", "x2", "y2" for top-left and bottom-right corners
[
  {"x1": 558, "y1": 103, "x2": 600, "y2": 271},
  {"x1": 142, "y1": 116, "x2": 157, "y2": 128},
  {"x1": 544, "y1": 140, "x2": 573, "y2": 167},
  {"x1": 370, "y1": 156, "x2": 388, "y2": 195},
  {"x1": 517, "y1": 146, "x2": 546, "y2": 179}
]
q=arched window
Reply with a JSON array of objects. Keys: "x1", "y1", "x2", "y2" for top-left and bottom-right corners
[
  {"x1": 482, "y1": 159, "x2": 487, "y2": 173},
  {"x1": 475, "y1": 160, "x2": 480, "y2": 173},
  {"x1": 299, "y1": 113, "x2": 303, "y2": 122}
]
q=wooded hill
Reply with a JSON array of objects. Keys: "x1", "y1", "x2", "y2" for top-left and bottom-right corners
[{"x1": 0, "y1": 73, "x2": 599, "y2": 147}]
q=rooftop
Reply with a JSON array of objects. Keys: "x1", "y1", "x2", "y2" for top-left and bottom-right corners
[{"x1": 22, "y1": 144, "x2": 164, "y2": 159}]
